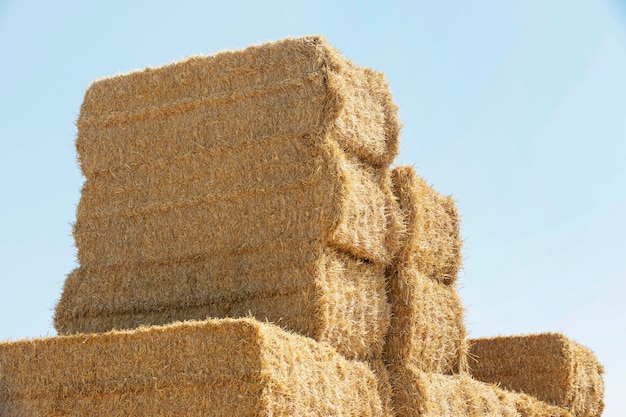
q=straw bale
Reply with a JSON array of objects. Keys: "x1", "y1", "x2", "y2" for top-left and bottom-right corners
[
  {"x1": 383, "y1": 265, "x2": 467, "y2": 374},
  {"x1": 76, "y1": 35, "x2": 399, "y2": 175},
  {"x1": 391, "y1": 165, "x2": 462, "y2": 284},
  {"x1": 74, "y1": 139, "x2": 396, "y2": 267},
  {"x1": 55, "y1": 247, "x2": 390, "y2": 361},
  {"x1": 0, "y1": 318, "x2": 383, "y2": 416},
  {"x1": 468, "y1": 333, "x2": 605, "y2": 417},
  {"x1": 389, "y1": 365, "x2": 572, "y2": 417}
]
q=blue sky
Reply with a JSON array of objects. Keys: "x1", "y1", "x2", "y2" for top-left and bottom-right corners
[{"x1": 1, "y1": 1, "x2": 624, "y2": 415}]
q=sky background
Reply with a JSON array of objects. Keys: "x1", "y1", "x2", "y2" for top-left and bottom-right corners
[{"x1": 1, "y1": 0, "x2": 624, "y2": 415}]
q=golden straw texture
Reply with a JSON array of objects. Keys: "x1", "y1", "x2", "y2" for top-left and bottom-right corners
[
  {"x1": 0, "y1": 318, "x2": 383, "y2": 417},
  {"x1": 469, "y1": 333, "x2": 605, "y2": 417},
  {"x1": 389, "y1": 365, "x2": 572, "y2": 417},
  {"x1": 55, "y1": 247, "x2": 390, "y2": 361},
  {"x1": 368, "y1": 359, "x2": 395, "y2": 417},
  {"x1": 390, "y1": 165, "x2": 462, "y2": 284},
  {"x1": 383, "y1": 265, "x2": 467, "y2": 374}
]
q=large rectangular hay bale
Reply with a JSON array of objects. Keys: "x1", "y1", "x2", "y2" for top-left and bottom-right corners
[
  {"x1": 468, "y1": 333, "x2": 605, "y2": 417},
  {"x1": 390, "y1": 165, "x2": 462, "y2": 284},
  {"x1": 383, "y1": 266, "x2": 467, "y2": 374},
  {"x1": 76, "y1": 36, "x2": 399, "y2": 173},
  {"x1": 0, "y1": 318, "x2": 383, "y2": 417},
  {"x1": 73, "y1": 141, "x2": 398, "y2": 267},
  {"x1": 74, "y1": 35, "x2": 401, "y2": 266},
  {"x1": 55, "y1": 247, "x2": 390, "y2": 361},
  {"x1": 390, "y1": 364, "x2": 572, "y2": 417}
]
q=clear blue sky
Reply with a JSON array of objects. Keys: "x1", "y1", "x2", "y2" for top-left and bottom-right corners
[{"x1": 1, "y1": 1, "x2": 624, "y2": 415}]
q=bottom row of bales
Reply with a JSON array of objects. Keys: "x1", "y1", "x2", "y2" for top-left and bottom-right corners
[
  {"x1": 0, "y1": 317, "x2": 604, "y2": 417},
  {"x1": 0, "y1": 319, "x2": 382, "y2": 417}
]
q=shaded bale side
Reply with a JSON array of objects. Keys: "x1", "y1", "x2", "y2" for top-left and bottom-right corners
[
  {"x1": 327, "y1": 63, "x2": 400, "y2": 168},
  {"x1": 0, "y1": 318, "x2": 383, "y2": 417},
  {"x1": 313, "y1": 250, "x2": 391, "y2": 360},
  {"x1": 390, "y1": 165, "x2": 462, "y2": 285},
  {"x1": 327, "y1": 149, "x2": 399, "y2": 264},
  {"x1": 75, "y1": 140, "x2": 395, "y2": 267},
  {"x1": 381, "y1": 168, "x2": 406, "y2": 263},
  {"x1": 76, "y1": 35, "x2": 399, "y2": 176},
  {"x1": 55, "y1": 248, "x2": 390, "y2": 361},
  {"x1": 383, "y1": 266, "x2": 467, "y2": 374},
  {"x1": 389, "y1": 365, "x2": 572, "y2": 417},
  {"x1": 259, "y1": 322, "x2": 383, "y2": 416},
  {"x1": 468, "y1": 333, "x2": 605, "y2": 417}
]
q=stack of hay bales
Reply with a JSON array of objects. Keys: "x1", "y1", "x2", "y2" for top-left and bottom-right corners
[
  {"x1": 0, "y1": 35, "x2": 605, "y2": 417},
  {"x1": 54, "y1": 35, "x2": 404, "y2": 363}
]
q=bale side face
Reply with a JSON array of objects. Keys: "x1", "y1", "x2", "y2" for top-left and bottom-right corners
[
  {"x1": 327, "y1": 63, "x2": 400, "y2": 168},
  {"x1": 0, "y1": 318, "x2": 383, "y2": 417},
  {"x1": 389, "y1": 365, "x2": 572, "y2": 417},
  {"x1": 74, "y1": 179, "x2": 328, "y2": 267},
  {"x1": 258, "y1": 323, "x2": 383, "y2": 416},
  {"x1": 468, "y1": 333, "x2": 605, "y2": 417},
  {"x1": 55, "y1": 248, "x2": 390, "y2": 361},
  {"x1": 390, "y1": 165, "x2": 462, "y2": 284},
  {"x1": 383, "y1": 266, "x2": 467, "y2": 374}
]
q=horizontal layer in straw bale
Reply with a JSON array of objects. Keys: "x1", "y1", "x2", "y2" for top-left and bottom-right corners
[
  {"x1": 76, "y1": 35, "x2": 399, "y2": 176},
  {"x1": 391, "y1": 165, "x2": 462, "y2": 284},
  {"x1": 55, "y1": 247, "x2": 390, "y2": 361},
  {"x1": 0, "y1": 318, "x2": 383, "y2": 417},
  {"x1": 383, "y1": 265, "x2": 467, "y2": 374},
  {"x1": 389, "y1": 365, "x2": 572, "y2": 417},
  {"x1": 75, "y1": 138, "x2": 398, "y2": 266},
  {"x1": 469, "y1": 333, "x2": 605, "y2": 417}
]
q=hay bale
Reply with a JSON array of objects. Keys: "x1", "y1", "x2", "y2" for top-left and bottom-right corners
[
  {"x1": 77, "y1": 36, "x2": 399, "y2": 173},
  {"x1": 390, "y1": 165, "x2": 462, "y2": 284},
  {"x1": 55, "y1": 247, "x2": 390, "y2": 361},
  {"x1": 468, "y1": 333, "x2": 605, "y2": 417},
  {"x1": 0, "y1": 318, "x2": 383, "y2": 417},
  {"x1": 74, "y1": 140, "x2": 397, "y2": 267},
  {"x1": 383, "y1": 266, "x2": 467, "y2": 374},
  {"x1": 389, "y1": 364, "x2": 572, "y2": 417}
]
